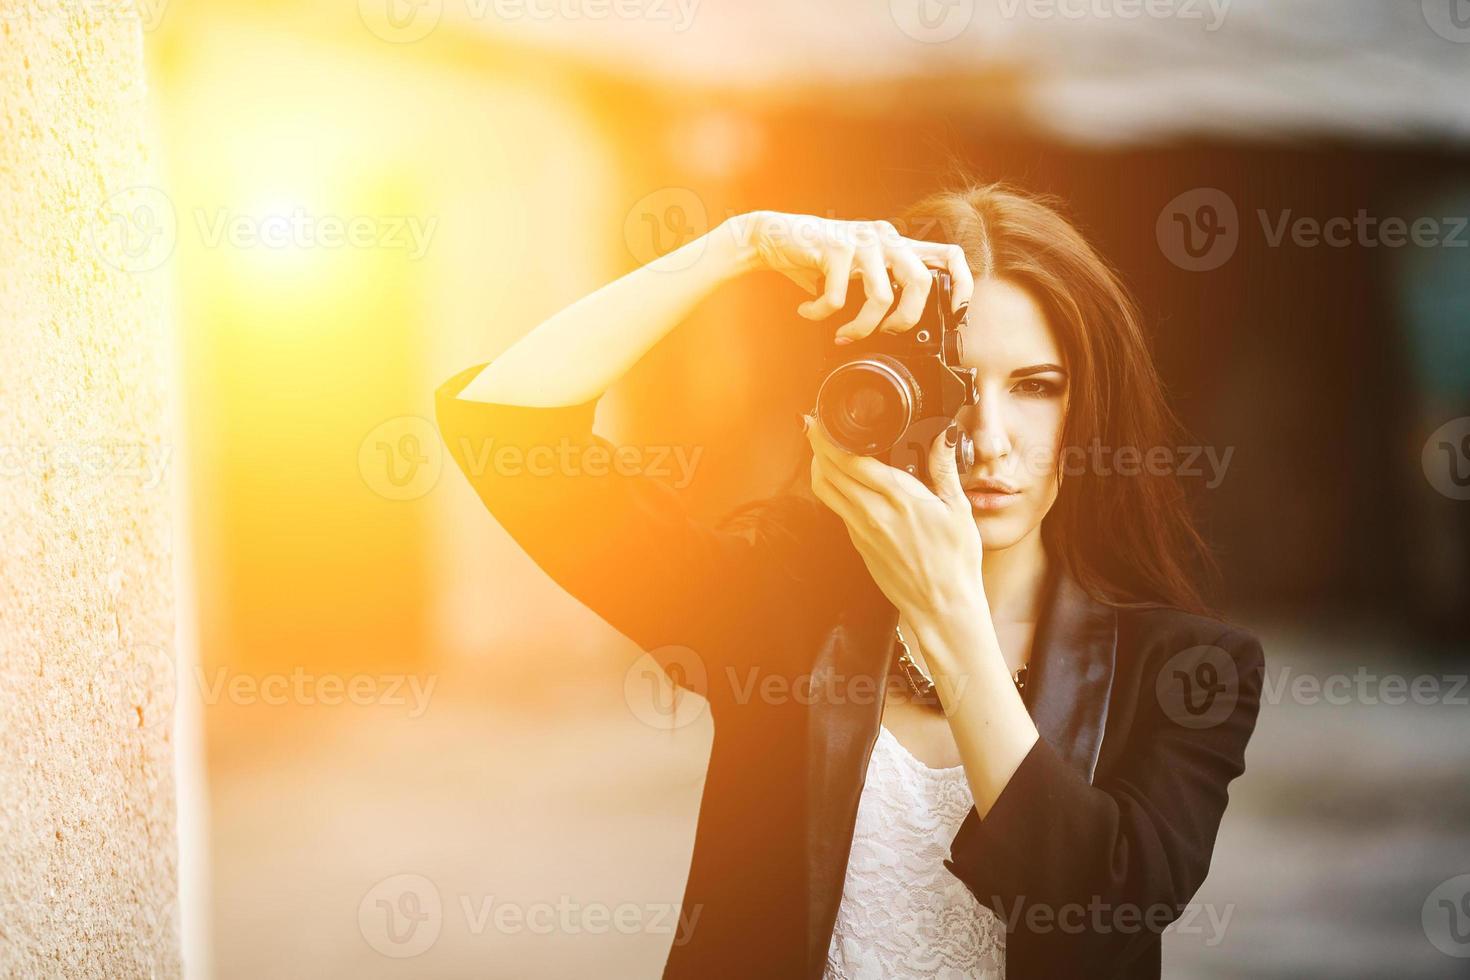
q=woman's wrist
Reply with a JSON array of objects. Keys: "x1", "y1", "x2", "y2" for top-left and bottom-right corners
[
  {"x1": 709, "y1": 211, "x2": 766, "y2": 279},
  {"x1": 903, "y1": 591, "x2": 998, "y2": 677},
  {"x1": 904, "y1": 580, "x2": 991, "y2": 638}
]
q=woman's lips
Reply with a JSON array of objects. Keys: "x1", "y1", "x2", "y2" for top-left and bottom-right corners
[{"x1": 965, "y1": 486, "x2": 1022, "y2": 512}]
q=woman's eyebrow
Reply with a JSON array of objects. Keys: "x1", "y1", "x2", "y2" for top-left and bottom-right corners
[{"x1": 1010, "y1": 363, "x2": 1067, "y2": 378}]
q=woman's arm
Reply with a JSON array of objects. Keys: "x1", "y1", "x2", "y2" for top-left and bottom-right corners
[
  {"x1": 458, "y1": 212, "x2": 974, "y2": 408},
  {"x1": 802, "y1": 413, "x2": 1038, "y2": 813},
  {"x1": 439, "y1": 211, "x2": 972, "y2": 707},
  {"x1": 437, "y1": 361, "x2": 824, "y2": 713},
  {"x1": 906, "y1": 596, "x2": 1039, "y2": 818},
  {"x1": 942, "y1": 630, "x2": 1265, "y2": 975},
  {"x1": 457, "y1": 222, "x2": 757, "y2": 408}
]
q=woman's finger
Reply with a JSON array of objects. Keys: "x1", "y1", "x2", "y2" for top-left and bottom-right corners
[
  {"x1": 914, "y1": 241, "x2": 975, "y2": 314},
  {"x1": 879, "y1": 246, "x2": 931, "y2": 333},
  {"x1": 809, "y1": 413, "x2": 939, "y2": 507},
  {"x1": 797, "y1": 243, "x2": 855, "y2": 321},
  {"x1": 785, "y1": 267, "x2": 823, "y2": 296},
  {"x1": 832, "y1": 244, "x2": 894, "y2": 344},
  {"x1": 806, "y1": 414, "x2": 902, "y2": 496},
  {"x1": 809, "y1": 456, "x2": 864, "y2": 528},
  {"x1": 926, "y1": 422, "x2": 968, "y2": 512},
  {"x1": 814, "y1": 449, "x2": 891, "y2": 518}
]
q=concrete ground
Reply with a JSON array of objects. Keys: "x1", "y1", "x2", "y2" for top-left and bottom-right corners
[{"x1": 205, "y1": 618, "x2": 1470, "y2": 979}]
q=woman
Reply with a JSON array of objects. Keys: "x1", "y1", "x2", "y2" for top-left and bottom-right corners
[{"x1": 436, "y1": 182, "x2": 1265, "y2": 979}]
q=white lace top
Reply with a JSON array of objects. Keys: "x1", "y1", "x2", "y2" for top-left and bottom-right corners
[{"x1": 823, "y1": 726, "x2": 1005, "y2": 980}]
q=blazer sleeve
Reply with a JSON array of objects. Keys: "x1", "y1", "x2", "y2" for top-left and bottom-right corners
[
  {"x1": 943, "y1": 627, "x2": 1266, "y2": 976},
  {"x1": 434, "y1": 362, "x2": 818, "y2": 713}
]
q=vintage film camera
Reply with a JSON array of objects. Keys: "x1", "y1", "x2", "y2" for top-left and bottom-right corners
[{"x1": 815, "y1": 269, "x2": 977, "y2": 486}]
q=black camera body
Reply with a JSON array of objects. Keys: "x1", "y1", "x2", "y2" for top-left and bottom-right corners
[{"x1": 815, "y1": 270, "x2": 978, "y2": 486}]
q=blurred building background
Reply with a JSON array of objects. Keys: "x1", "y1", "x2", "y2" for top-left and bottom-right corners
[{"x1": 142, "y1": 0, "x2": 1470, "y2": 976}]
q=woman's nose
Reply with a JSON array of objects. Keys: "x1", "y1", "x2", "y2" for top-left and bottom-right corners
[{"x1": 965, "y1": 391, "x2": 1012, "y2": 463}]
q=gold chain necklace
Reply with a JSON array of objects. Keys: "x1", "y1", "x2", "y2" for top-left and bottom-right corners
[{"x1": 893, "y1": 624, "x2": 1028, "y2": 702}]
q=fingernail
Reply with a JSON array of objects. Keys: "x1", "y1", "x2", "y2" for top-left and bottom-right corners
[
  {"x1": 834, "y1": 336, "x2": 853, "y2": 346},
  {"x1": 944, "y1": 422, "x2": 958, "y2": 447},
  {"x1": 797, "y1": 413, "x2": 810, "y2": 432}
]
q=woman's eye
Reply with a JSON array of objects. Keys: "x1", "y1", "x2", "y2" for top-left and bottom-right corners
[{"x1": 1013, "y1": 378, "x2": 1061, "y2": 397}]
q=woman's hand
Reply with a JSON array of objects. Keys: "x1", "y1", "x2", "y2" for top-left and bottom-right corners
[
  {"x1": 732, "y1": 211, "x2": 974, "y2": 344},
  {"x1": 806, "y1": 410, "x2": 1039, "y2": 817},
  {"x1": 804, "y1": 412, "x2": 987, "y2": 628}
]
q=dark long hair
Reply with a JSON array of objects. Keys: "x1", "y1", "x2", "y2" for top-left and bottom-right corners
[{"x1": 898, "y1": 181, "x2": 1217, "y2": 615}]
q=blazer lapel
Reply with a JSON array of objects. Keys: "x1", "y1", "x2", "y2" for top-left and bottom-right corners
[{"x1": 1024, "y1": 570, "x2": 1118, "y2": 784}]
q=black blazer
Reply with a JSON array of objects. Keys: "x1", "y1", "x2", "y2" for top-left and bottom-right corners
[{"x1": 436, "y1": 364, "x2": 1266, "y2": 980}]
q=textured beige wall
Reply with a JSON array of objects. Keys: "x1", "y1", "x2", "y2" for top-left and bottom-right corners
[{"x1": 0, "y1": 3, "x2": 180, "y2": 976}]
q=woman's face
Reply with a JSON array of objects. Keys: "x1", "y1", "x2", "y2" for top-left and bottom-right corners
[{"x1": 952, "y1": 278, "x2": 1069, "y2": 551}]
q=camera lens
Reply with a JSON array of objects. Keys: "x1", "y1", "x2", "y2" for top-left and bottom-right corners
[{"x1": 815, "y1": 355, "x2": 920, "y2": 455}]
